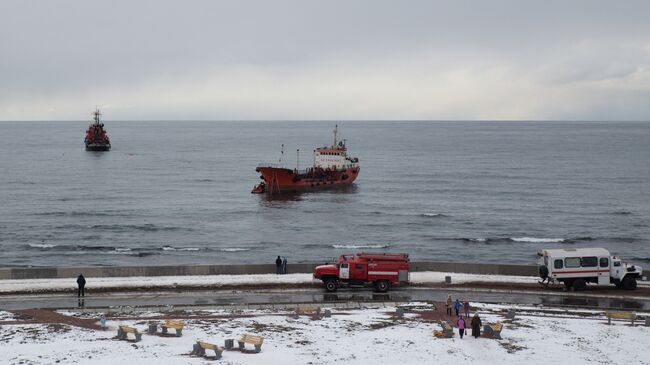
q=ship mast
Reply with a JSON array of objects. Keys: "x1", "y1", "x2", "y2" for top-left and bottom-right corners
[
  {"x1": 333, "y1": 124, "x2": 338, "y2": 147},
  {"x1": 93, "y1": 107, "x2": 102, "y2": 125}
]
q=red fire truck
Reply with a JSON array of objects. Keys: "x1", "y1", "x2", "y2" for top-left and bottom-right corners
[{"x1": 313, "y1": 252, "x2": 410, "y2": 292}]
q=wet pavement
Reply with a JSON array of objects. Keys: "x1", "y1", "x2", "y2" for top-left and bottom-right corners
[{"x1": 1, "y1": 287, "x2": 649, "y2": 311}]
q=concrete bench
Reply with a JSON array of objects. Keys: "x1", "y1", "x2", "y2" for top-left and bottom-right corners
[
  {"x1": 117, "y1": 325, "x2": 142, "y2": 342},
  {"x1": 238, "y1": 334, "x2": 264, "y2": 353},
  {"x1": 160, "y1": 320, "x2": 184, "y2": 336},
  {"x1": 296, "y1": 305, "x2": 321, "y2": 315},
  {"x1": 433, "y1": 320, "x2": 454, "y2": 338},
  {"x1": 192, "y1": 340, "x2": 224, "y2": 360},
  {"x1": 606, "y1": 311, "x2": 636, "y2": 326},
  {"x1": 483, "y1": 321, "x2": 503, "y2": 339}
]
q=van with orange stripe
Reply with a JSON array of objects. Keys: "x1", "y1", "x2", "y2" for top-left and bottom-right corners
[{"x1": 538, "y1": 248, "x2": 642, "y2": 291}]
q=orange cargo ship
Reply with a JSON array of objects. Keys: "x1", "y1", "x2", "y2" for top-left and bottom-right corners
[{"x1": 252, "y1": 126, "x2": 360, "y2": 194}]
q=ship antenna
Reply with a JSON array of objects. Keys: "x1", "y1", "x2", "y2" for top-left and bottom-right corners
[
  {"x1": 296, "y1": 149, "x2": 300, "y2": 170},
  {"x1": 333, "y1": 124, "x2": 338, "y2": 147}
]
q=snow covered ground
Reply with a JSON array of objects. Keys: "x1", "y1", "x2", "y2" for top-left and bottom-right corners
[
  {"x1": 1, "y1": 303, "x2": 649, "y2": 365},
  {"x1": 0, "y1": 272, "x2": 542, "y2": 293}
]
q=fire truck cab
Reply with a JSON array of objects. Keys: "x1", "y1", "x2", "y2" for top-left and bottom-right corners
[
  {"x1": 538, "y1": 247, "x2": 642, "y2": 291},
  {"x1": 313, "y1": 252, "x2": 410, "y2": 292}
]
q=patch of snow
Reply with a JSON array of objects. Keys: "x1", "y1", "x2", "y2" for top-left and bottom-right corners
[{"x1": 0, "y1": 304, "x2": 648, "y2": 364}]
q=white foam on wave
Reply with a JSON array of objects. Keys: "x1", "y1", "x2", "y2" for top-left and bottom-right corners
[
  {"x1": 511, "y1": 237, "x2": 564, "y2": 243},
  {"x1": 28, "y1": 243, "x2": 56, "y2": 248},
  {"x1": 467, "y1": 238, "x2": 486, "y2": 243},
  {"x1": 332, "y1": 244, "x2": 389, "y2": 249},
  {"x1": 162, "y1": 246, "x2": 200, "y2": 251},
  {"x1": 219, "y1": 248, "x2": 250, "y2": 252},
  {"x1": 422, "y1": 213, "x2": 447, "y2": 217}
]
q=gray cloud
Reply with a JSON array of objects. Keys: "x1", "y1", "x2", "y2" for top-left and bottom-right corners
[{"x1": 1, "y1": 0, "x2": 649, "y2": 120}]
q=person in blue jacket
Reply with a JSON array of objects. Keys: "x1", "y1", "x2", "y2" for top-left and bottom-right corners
[{"x1": 453, "y1": 299, "x2": 463, "y2": 317}]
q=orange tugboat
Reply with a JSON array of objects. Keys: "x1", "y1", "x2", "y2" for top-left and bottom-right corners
[
  {"x1": 84, "y1": 108, "x2": 111, "y2": 151},
  {"x1": 252, "y1": 125, "x2": 360, "y2": 194}
]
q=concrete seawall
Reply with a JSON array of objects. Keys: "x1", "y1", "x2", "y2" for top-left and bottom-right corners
[{"x1": 0, "y1": 261, "x2": 538, "y2": 280}]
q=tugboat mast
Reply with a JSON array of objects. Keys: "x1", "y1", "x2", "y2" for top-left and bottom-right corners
[{"x1": 93, "y1": 107, "x2": 102, "y2": 125}]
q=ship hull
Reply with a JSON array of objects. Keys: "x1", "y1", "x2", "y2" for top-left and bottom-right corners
[
  {"x1": 256, "y1": 166, "x2": 359, "y2": 193},
  {"x1": 85, "y1": 143, "x2": 111, "y2": 151}
]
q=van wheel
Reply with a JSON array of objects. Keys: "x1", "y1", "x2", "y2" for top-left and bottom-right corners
[
  {"x1": 324, "y1": 279, "x2": 338, "y2": 292},
  {"x1": 622, "y1": 276, "x2": 637, "y2": 290},
  {"x1": 563, "y1": 280, "x2": 573, "y2": 289},
  {"x1": 573, "y1": 279, "x2": 587, "y2": 291},
  {"x1": 374, "y1": 280, "x2": 390, "y2": 293}
]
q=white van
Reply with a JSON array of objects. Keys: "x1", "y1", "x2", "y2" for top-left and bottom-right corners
[{"x1": 537, "y1": 247, "x2": 642, "y2": 290}]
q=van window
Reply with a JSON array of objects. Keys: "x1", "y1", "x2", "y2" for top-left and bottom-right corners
[
  {"x1": 554, "y1": 259, "x2": 563, "y2": 269},
  {"x1": 613, "y1": 261, "x2": 621, "y2": 267},
  {"x1": 581, "y1": 257, "x2": 598, "y2": 267},
  {"x1": 599, "y1": 258, "x2": 609, "y2": 268},
  {"x1": 565, "y1": 257, "x2": 581, "y2": 268}
]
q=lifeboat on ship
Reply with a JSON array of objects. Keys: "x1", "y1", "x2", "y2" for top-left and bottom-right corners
[
  {"x1": 254, "y1": 125, "x2": 360, "y2": 194},
  {"x1": 251, "y1": 181, "x2": 266, "y2": 194},
  {"x1": 84, "y1": 108, "x2": 111, "y2": 151}
]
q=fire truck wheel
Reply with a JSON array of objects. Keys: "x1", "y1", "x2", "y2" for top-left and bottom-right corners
[
  {"x1": 374, "y1": 280, "x2": 390, "y2": 293},
  {"x1": 572, "y1": 279, "x2": 587, "y2": 291},
  {"x1": 622, "y1": 276, "x2": 637, "y2": 290},
  {"x1": 324, "y1": 279, "x2": 338, "y2": 292}
]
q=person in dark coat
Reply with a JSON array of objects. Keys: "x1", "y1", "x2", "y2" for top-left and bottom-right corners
[
  {"x1": 464, "y1": 300, "x2": 470, "y2": 317},
  {"x1": 76, "y1": 274, "x2": 86, "y2": 297},
  {"x1": 275, "y1": 256, "x2": 282, "y2": 274},
  {"x1": 471, "y1": 313, "x2": 482, "y2": 338}
]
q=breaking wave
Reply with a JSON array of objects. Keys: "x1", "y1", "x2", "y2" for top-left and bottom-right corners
[
  {"x1": 450, "y1": 236, "x2": 595, "y2": 244},
  {"x1": 332, "y1": 244, "x2": 390, "y2": 249},
  {"x1": 28, "y1": 243, "x2": 57, "y2": 249},
  {"x1": 162, "y1": 246, "x2": 201, "y2": 252},
  {"x1": 510, "y1": 237, "x2": 565, "y2": 243},
  {"x1": 421, "y1": 213, "x2": 449, "y2": 218}
]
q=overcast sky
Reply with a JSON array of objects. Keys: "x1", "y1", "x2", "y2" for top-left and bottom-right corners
[{"x1": 1, "y1": 0, "x2": 649, "y2": 121}]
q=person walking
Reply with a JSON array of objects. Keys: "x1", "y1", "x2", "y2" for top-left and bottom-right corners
[
  {"x1": 275, "y1": 256, "x2": 282, "y2": 274},
  {"x1": 453, "y1": 299, "x2": 462, "y2": 317},
  {"x1": 76, "y1": 274, "x2": 86, "y2": 298},
  {"x1": 446, "y1": 294, "x2": 452, "y2": 316},
  {"x1": 457, "y1": 316, "x2": 466, "y2": 339},
  {"x1": 464, "y1": 300, "x2": 470, "y2": 317},
  {"x1": 471, "y1": 313, "x2": 482, "y2": 338}
]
